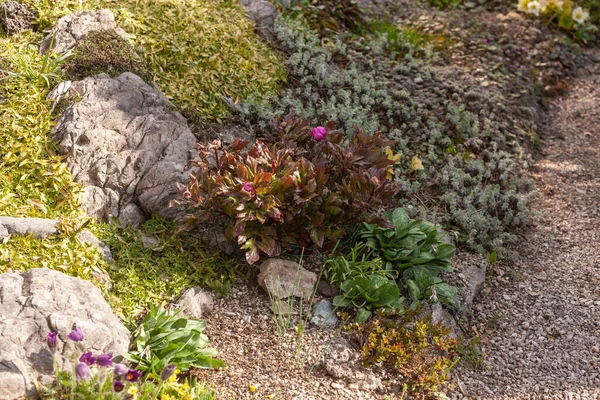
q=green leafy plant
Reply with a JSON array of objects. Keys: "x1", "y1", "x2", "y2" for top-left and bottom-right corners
[
  {"x1": 333, "y1": 275, "x2": 405, "y2": 322},
  {"x1": 126, "y1": 306, "x2": 225, "y2": 377},
  {"x1": 361, "y1": 208, "x2": 460, "y2": 309},
  {"x1": 175, "y1": 113, "x2": 400, "y2": 264},
  {"x1": 323, "y1": 242, "x2": 397, "y2": 286},
  {"x1": 353, "y1": 314, "x2": 459, "y2": 398}
]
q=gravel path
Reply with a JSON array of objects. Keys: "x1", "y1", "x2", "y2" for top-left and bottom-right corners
[{"x1": 457, "y1": 49, "x2": 600, "y2": 399}]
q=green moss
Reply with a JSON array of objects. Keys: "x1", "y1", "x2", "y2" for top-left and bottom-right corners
[
  {"x1": 66, "y1": 29, "x2": 151, "y2": 81},
  {"x1": 94, "y1": 216, "x2": 245, "y2": 329}
]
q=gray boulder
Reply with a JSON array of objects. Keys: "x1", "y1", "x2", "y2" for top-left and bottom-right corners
[
  {"x1": 52, "y1": 73, "x2": 197, "y2": 226},
  {"x1": 175, "y1": 286, "x2": 214, "y2": 319},
  {"x1": 257, "y1": 258, "x2": 317, "y2": 300},
  {"x1": 0, "y1": 1, "x2": 37, "y2": 35},
  {"x1": 39, "y1": 9, "x2": 126, "y2": 55},
  {"x1": 0, "y1": 269, "x2": 130, "y2": 400},
  {"x1": 322, "y1": 338, "x2": 382, "y2": 391},
  {"x1": 240, "y1": 0, "x2": 277, "y2": 29}
]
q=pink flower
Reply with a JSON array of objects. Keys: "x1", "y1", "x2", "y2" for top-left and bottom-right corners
[
  {"x1": 311, "y1": 126, "x2": 327, "y2": 141},
  {"x1": 183, "y1": 190, "x2": 191, "y2": 199},
  {"x1": 242, "y1": 182, "x2": 254, "y2": 192}
]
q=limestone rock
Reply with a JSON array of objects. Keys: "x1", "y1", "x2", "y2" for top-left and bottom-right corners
[
  {"x1": 52, "y1": 73, "x2": 197, "y2": 226},
  {"x1": 322, "y1": 338, "x2": 383, "y2": 391},
  {"x1": 0, "y1": 269, "x2": 130, "y2": 399},
  {"x1": 310, "y1": 299, "x2": 337, "y2": 329},
  {"x1": 0, "y1": 1, "x2": 37, "y2": 35},
  {"x1": 431, "y1": 303, "x2": 462, "y2": 339},
  {"x1": 257, "y1": 258, "x2": 317, "y2": 300},
  {"x1": 39, "y1": 9, "x2": 126, "y2": 55},
  {"x1": 175, "y1": 286, "x2": 214, "y2": 319},
  {"x1": 240, "y1": 0, "x2": 277, "y2": 29},
  {"x1": 461, "y1": 264, "x2": 486, "y2": 312}
]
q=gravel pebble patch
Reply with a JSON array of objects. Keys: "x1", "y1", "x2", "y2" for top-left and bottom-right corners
[{"x1": 456, "y1": 48, "x2": 600, "y2": 399}]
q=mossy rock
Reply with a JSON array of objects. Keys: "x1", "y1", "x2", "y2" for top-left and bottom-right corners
[{"x1": 65, "y1": 29, "x2": 151, "y2": 81}]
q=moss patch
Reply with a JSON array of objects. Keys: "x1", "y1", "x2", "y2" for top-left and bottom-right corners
[{"x1": 66, "y1": 29, "x2": 150, "y2": 81}]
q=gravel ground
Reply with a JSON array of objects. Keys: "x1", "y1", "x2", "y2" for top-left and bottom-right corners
[{"x1": 456, "y1": 48, "x2": 600, "y2": 399}]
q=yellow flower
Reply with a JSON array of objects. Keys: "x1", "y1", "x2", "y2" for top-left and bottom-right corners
[
  {"x1": 249, "y1": 384, "x2": 259, "y2": 393},
  {"x1": 168, "y1": 369, "x2": 180, "y2": 383},
  {"x1": 384, "y1": 147, "x2": 402, "y2": 180},
  {"x1": 517, "y1": 0, "x2": 530, "y2": 12},
  {"x1": 548, "y1": 0, "x2": 564, "y2": 10},
  {"x1": 161, "y1": 395, "x2": 174, "y2": 400},
  {"x1": 127, "y1": 386, "x2": 138, "y2": 397},
  {"x1": 182, "y1": 382, "x2": 189, "y2": 390},
  {"x1": 572, "y1": 7, "x2": 589, "y2": 24},
  {"x1": 411, "y1": 155, "x2": 424, "y2": 171}
]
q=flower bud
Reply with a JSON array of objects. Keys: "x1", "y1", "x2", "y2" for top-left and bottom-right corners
[
  {"x1": 311, "y1": 126, "x2": 327, "y2": 141},
  {"x1": 75, "y1": 363, "x2": 91, "y2": 382}
]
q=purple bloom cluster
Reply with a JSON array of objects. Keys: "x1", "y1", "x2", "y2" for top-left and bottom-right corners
[{"x1": 47, "y1": 327, "x2": 143, "y2": 391}]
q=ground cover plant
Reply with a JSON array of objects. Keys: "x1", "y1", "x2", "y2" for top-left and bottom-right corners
[
  {"x1": 352, "y1": 313, "x2": 460, "y2": 398},
  {"x1": 239, "y1": 15, "x2": 533, "y2": 255}
]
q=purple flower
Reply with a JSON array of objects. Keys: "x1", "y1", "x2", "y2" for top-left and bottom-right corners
[
  {"x1": 242, "y1": 182, "x2": 254, "y2": 193},
  {"x1": 68, "y1": 327, "x2": 84, "y2": 342},
  {"x1": 79, "y1": 352, "x2": 96, "y2": 366},
  {"x1": 160, "y1": 363, "x2": 176, "y2": 381},
  {"x1": 96, "y1": 353, "x2": 113, "y2": 367},
  {"x1": 482, "y1": 38, "x2": 488, "y2": 43},
  {"x1": 113, "y1": 380, "x2": 125, "y2": 393},
  {"x1": 124, "y1": 369, "x2": 141, "y2": 382},
  {"x1": 47, "y1": 332, "x2": 57, "y2": 351},
  {"x1": 311, "y1": 126, "x2": 327, "y2": 141},
  {"x1": 75, "y1": 363, "x2": 91, "y2": 382},
  {"x1": 113, "y1": 363, "x2": 129, "y2": 377}
]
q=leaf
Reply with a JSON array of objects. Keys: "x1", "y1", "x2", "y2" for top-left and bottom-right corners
[
  {"x1": 355, "y1": 308, "x2": 372, "y2": 323},
  {"x1": 486, "y1": 251, "x2": 497, "y2": 264},
  {"x1": 407, "y1": 279, "x2": 421, "y2": 301}
]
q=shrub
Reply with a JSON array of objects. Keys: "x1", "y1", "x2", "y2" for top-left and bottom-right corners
[
  {"x1": 353, "y1": 314, "x2": 459, "y2": 398},
  {"x1": 125, "y1": 306, "x2": 224, "y2": 377},
  {"x1": 174, "y1": 114, "x2": 400, "y2": 264},
  {"x1": 65, "y1": 30, "x2": 150, "y2": 81}
]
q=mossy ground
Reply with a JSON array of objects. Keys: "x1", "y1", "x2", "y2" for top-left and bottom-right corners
[{"x1": 0, "y1": 0, "x2": 277, "y2": 326}]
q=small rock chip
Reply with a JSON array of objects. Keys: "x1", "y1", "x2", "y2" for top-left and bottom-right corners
[{"x1": 310, "y1": 299, "x2": 337, "y2": 329}]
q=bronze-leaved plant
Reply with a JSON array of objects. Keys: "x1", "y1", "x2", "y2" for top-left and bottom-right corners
[{"x1": 173, "y1": 114, "x2": 400, "y2": 264}]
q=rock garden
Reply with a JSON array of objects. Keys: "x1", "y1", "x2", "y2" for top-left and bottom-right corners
[{"x1": 0, "y1": 0, "x2": 599, "y2": 399}]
